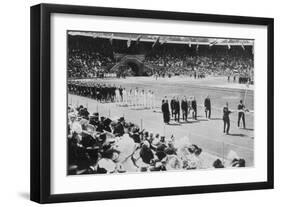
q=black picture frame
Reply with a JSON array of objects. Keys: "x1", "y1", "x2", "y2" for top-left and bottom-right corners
[{"x1": 30, "y1": 3, "x2": 274, "y2": 204}]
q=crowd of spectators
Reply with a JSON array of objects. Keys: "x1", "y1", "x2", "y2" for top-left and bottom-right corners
[
  {"x1": 68, "y1": 49, "x2": 114, "y2": 78},
  {"x1": 67, "y1": 35, "x2": 254, "y2": 83},
  {"x1": 68, "y1": 104, "x2": 246, "y2": 175},
  {"x1": 144, "y1": 46, "x2": 254, "y2": 80}
]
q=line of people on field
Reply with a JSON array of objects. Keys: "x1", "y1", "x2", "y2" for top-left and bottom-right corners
[
  {"x1": 118, "y1": 87, "x2": 157, "y2": 110},
  {"x1": 68, "y1": 80, "x2": 157, "y2": 109},
  {"x1": 161, "y1": 96, "x2": 211, "y2": 124},
  {"x1": 68, "y1": 80, "x2": 121, "y2": 103},
  {"x1": 162, "y1": 96, "x2": 248, "y2": 135}
]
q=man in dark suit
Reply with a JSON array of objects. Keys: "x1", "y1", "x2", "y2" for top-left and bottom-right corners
[
  {"x1": 191, "y1": 96, "x2": 197, "y2": 120},
  {"x1": 170, "y1": 96, "x2": 176, "y2": 120},
  {"x1": 181, "y1": 96, "x2": 188, "y2": 122},
  {"x1": 174, "y1": 97, "x2": 180, "y2": 122},
  {"x1": 204, "y1": 95, "x2": 211, "y2": 119},
  {"x1": 113, "y1": 117, "x2": 125, "y2": 137},
  {"x1": 161, "y1": 99, "x2": 170, "y2": 124}
]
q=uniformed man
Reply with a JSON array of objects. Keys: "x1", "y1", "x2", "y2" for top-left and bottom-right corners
[
  {"x1": 134, "y1": 87, "x2": 139, "y2": 108},
  {"x1": 151, "y1": 91, "x2": 156, "y2": 109}
]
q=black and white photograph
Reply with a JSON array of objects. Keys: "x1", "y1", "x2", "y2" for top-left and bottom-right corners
[
  {"x1": 28, "y1": 2, "x2": 274, "y2": 204},
  {"x1": 67, "y1": 31, "x2": 254, "y2": 175}
]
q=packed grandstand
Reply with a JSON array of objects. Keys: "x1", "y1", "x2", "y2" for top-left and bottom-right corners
[{"x1": 68, "y1": 32, "x2": 254, "y2": 83}]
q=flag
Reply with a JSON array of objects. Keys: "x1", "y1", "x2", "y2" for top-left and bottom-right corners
[
  {"x1": 160, "y1": 39, "x2": 167, "y2": 45},
  {"x1": 241, "y1": 41, "x2": 245, "y2": 50},
  {"x1": 152, "y1": 36, "x2": 160, "y2": 48},
  {"x1": 209, "y1": 40, "x2": 218, "y2": 47},
  {"x1": 127, "y1": 38, "x2": 131, "y2": 48},
  {"x1": 92, "y1": 33, "x2": 98, "y2": 39},
  {"x1": 135, "y1": 35, "x2": 142, "y2": 43},
  {"x1": 227, "y1": 40, "x2": 231, "y2": 50},
  {"x1": 109, "y1": 34, "x2": 114, "y2": 45}
]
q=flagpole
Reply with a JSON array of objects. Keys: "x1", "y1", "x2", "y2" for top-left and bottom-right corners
[{"x1": 243, "y1": 86, "x2": 248, "y2": 106}]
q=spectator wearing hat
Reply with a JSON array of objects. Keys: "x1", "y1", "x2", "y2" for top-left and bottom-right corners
[
  {"x1": 113, "y1": 117, "x2": 125, "y2": 137},
  {"x1": 213, "y1": 159, "x2": 224, "y2": 168},
  {"x1": 139, "y1": 141, "x2": 154, "y2": 165}
]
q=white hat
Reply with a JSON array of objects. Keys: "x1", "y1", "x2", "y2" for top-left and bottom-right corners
[
  {"x1": 98, "y1": 158, "x2": 116, "y2": 173},
  {"x1": 227, "y1": 150, "x2": 239, "y2": 161}
]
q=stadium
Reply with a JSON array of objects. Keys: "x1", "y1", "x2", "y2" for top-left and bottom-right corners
[{"x1": 67, "y1": 31, "x2": 254, "y2": 175}]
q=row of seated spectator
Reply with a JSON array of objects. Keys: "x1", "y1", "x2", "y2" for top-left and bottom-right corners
[
  {"x1": 67, "y1": 104, "x2": 246, "y2": 175},
  {"x1": 144, "y1": 50, "x2": 253, "y2": 78},
  {"x1": 68, "y1": 49, "x2": 114, "y2": 78}
]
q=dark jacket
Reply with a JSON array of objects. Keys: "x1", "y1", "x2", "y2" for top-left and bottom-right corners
[
  {"x1": 181, "y1": 100, "x2": 188, "y2": 111},
  {"x1": 204, "y1": 98, "x2": 211, "y2": 109},
  {"x1": 174, "y1": 100, "x2": 180, "y2": 112},
  {"x1": 170, "y1": 99, "x2": 176, "y2": 111},
  {"x1": 223, "y1": 107, "x2": 231, "y2": 120},
  {"x1": 191, "y1": 100, "x2": 197, "y2": 110}
]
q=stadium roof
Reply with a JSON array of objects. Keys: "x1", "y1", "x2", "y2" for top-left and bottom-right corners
[{"x1": 68, "y1": 31, "x2": 254, "y2": 46}]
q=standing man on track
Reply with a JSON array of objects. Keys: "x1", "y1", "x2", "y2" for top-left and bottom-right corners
[
  {"x1": 191, "y1": 96, "x2": 197, "y2": 120},
  {"x1": 174, "y1": 97, "x2": 180, "y2": 122},
  {"x1": 181, "y1": 96, "x2": 188, "y2": 122},
  {"x1": 223, "y1": 102, "x2": 232, "y2": 135},
  {"x1": 161, "y1": 98, "x2": 170, "y2": 124},
  {"x1": 237, "y1": 100, "x2": 247, "y2": 129},
  {"x1": 170, "y1": 96, "x2": 176, "y2": 120},
  {"x1": 204, "y1": 95, "x2": 211, "y2": 119}
]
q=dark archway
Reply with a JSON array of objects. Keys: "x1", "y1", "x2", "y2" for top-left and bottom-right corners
[
  {"x1": 127, "y1": 62, "x2": 141, "y2": 76},
  {"x1": 123, "y1": 59, "x2": 144, "y2": 76}
]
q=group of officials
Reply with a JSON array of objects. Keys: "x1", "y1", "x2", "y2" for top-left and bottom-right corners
[
  {"x1": 161, "y1": 96, "x2": 211, "y2": 124},
  {"x1": 162, "y1": 95, "x2": 247, "y2": 135}
]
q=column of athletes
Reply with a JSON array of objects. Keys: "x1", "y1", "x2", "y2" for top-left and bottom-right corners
[{"x1": 68, "y1": 82, "x2": 157, "y2": 109}]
